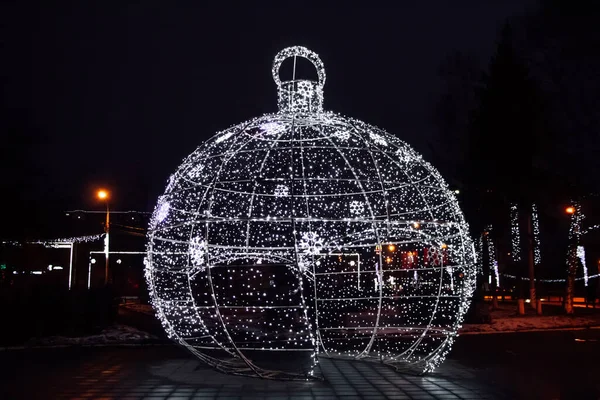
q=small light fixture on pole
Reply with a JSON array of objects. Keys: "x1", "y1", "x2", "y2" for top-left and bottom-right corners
[
  {"x1": 565, "y1": 206, "x2": 575, "y2": 215},
  {"x1": 564, "y1": 204, "x2": 581, "y2": 314},
  {"x1": 97, "y1": 189, "x2": 110, "y2": 285}
]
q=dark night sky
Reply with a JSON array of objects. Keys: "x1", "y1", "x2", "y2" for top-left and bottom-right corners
[{"x1": 1, "y1": 2, "x2": 536, "y2": 237}]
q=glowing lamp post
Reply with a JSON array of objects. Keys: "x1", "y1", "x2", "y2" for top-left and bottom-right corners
[
  {"x1": 565, "y1": 206, "x2": 575, "y2": 215},
  {"x1": 565, "y1": 204, "x2": 582, "y2": 314},
  {"x1": 97, "y1": 189, "x2": 110, "y2": 285}
]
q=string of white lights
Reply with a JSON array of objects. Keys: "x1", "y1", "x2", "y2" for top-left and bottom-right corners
[
  {"x1": 510, "y1": 203, "x2": 520, "y2": 262},
  {"x1": 485, "y1": 226, "x2": 499, "y2": 288},
  {"x1": 500, "y1": 272, "x2": 599, "y2": 283},
  {"x1": 2, "y1": 235, "x2": 103, "y2": 291},
  {"x1": 2, "y1": 234, "x2": 105, "y2": 247},
  {"x1": 33, "y1": 234, "x2": 105, "y2": 245},
  {"x1": 584, "y1": 224, "x2": 600, "y2": 235},
  {"x1": 65, "y1": 210, "x2": 151, "y2": 214},
  {"x1": 568, "y1": 203, "x2": 584, "y2": 242},
  {"x1": 531, "y1": 203, "x2": 541, "y2": 266},
  {"x1": 577, "y1": 246, "x2": 588, "y2": 287},
  {"x1": 1, "y1": 240, "x2": 23, "y2": 247},
  {"x1": 145, "y1": 46, "x2": 476, "y2": 379},
  {"x1": 566, "y1": 202, "x2": 584, "y2": 285},
  {"x1": 576, "y1": 220, "x2": 598, "y2": 288},
  {"x1": 475, "y1": 234, "x2": 484, "y2": 276}
]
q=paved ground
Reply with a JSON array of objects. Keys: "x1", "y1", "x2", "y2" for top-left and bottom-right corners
[
  {"x1": 2, "y1": 329, "x2": 600, "y2": 399},
  {"x1": 449, "y1": 328, "x2": 600, "y2": 399},
  {"x1": 0, "y1": 346, "x2": 503, "y2": 400}
]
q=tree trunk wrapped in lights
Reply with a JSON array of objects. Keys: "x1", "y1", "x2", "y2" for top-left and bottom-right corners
[
  {"x1": 565, "y1": 203, "x2": 584, "y2": 314},
  {"x1": 145, "y1": 46, "x2": 477, "y2": 379}
]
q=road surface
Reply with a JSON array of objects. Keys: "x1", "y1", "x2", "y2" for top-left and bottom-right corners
[{"x1": 1, "y1": 328, "x2": 599, "y2": 399}]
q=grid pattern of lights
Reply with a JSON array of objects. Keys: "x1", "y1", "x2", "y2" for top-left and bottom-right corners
[{"x1": 145, "y1": 46, "x2": 476, "y2": 379}]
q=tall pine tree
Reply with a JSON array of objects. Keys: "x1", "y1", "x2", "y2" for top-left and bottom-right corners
[
  {"x1": 462, "y1": 23, "x2": 549, "y2": 233},
  {"x1": 461, "y1": 23, "x2": 555, "y2": 303}
]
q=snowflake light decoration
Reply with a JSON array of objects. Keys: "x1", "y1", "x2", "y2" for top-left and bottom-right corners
[
  {"x1": 189, "y1": 237, "x2": 207, "y2": 268},
  {"x1": 146, "y1": 46, "x2": 476, "y2": 380},
  {"x1": 299, "y1": 232, "x2": 324, "y2": 255},
  {"x1": 333, "y1": 130, "x2": 350, "y2": 140},
  {"x1": 274, "y1": 184, "x2": 289, "y2": 197},
  {"x1": 369, "y1": 131, "x2": 387, "y2": 146},
  {"x1": 259, "y1": 122, "x2": 286, "y2": 136},
  {"x1": 349, "y1": 200, "x2": 365, "y2": 215},
  {"x1": 187, "y1": 163, "x2": 204, "y2": 179},
  {"x1": 156, "y1": 201, "x2": 170, "y2": 223},
  {"x1": 150, "y1": 197, "x2": 170, "y2": 230}
]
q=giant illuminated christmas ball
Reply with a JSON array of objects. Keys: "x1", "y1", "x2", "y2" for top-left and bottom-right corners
[{"x1": 145, "y1": 46, "x2": 476, "y2": 379}]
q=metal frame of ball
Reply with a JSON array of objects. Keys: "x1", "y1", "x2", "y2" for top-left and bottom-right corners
[{"x1": 145, "y1": 46, "x2": 476, "y2": 380}]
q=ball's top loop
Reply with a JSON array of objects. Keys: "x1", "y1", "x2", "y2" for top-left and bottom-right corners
[{"x1": 272, "y1": 46, "x2": 326, "y2": 87}]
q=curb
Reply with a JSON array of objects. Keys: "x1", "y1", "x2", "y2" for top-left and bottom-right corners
[
  {"x1": 4, "y1": 326, "x2": 600, "y2": 350},
  {"x1": 459, "y1": 325, "x2": 600, "y2": 335},
  {"x1": 0, "y1": 341, "x2": 173, "y2": 351}
]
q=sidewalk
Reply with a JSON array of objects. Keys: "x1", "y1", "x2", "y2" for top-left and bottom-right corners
[
  {"x1": 0, "y1": 346, "x2": 507, "y2": 399},
  {"x1": 4, "y1": 328, "x2": 600, "y2": 399}
]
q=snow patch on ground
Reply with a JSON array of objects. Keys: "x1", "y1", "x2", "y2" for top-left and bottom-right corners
[
  {"x1": 122, "y1": 302, "x2": 600, "y2": 335},
  {"x1": 122, "y1": 303, "x2": 155, "y2": 316},
  {"x1": 460, "y1": 304, "x2": 600, "y2": 334},
  {"x1": 26, "y1": 324, "x2": 158, "y2": 347}
]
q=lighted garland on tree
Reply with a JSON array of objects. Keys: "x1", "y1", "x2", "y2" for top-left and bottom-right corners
[
  {"x1": 531, "y1": 203, "x2": 542, "y2": 266},
  {"x1": 145, "y1": 46, "x2": 476, "y2": 379},
  {"x1": 475, "y1": 234, "x2": 484, "y2": 276},
  {"x1": 510, "y1": 203, "x2": 521, "y2": 262},
  {"x1": 484, "y1": 225, "x2": 499, "y2": 288}
]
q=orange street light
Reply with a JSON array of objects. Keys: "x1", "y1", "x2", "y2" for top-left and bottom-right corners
[
  {"x1": 96, "y1": 189, "x2": 110, "y2": 285},
  {"x1": 97, "y1": 189, "x2": 109, "y2": 200},
  {"x1": 565, "y1": 206, "x2": 575, "y2": 215},
  {"x1": 388, "y1": 244, "x2": 396, "y2": 252}
]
